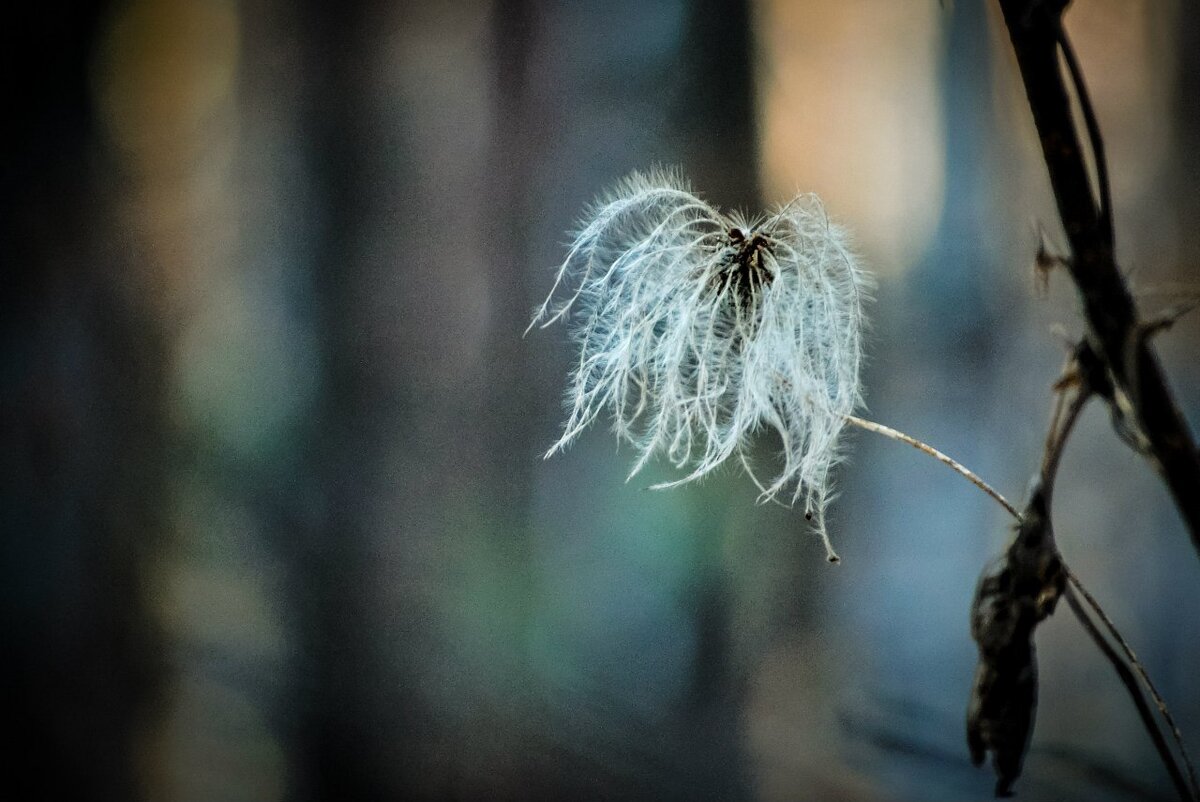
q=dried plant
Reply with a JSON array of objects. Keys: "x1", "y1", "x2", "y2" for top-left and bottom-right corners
[
  {"x1": 525, "y1": 1, "x2": 1200, "y2": 793},
  {"x1": 526, "y1": 147, "x2": 1196, "y2": 796},
  {"x1": 528, "y1": 169, "x2": 869, "y2": 558}
]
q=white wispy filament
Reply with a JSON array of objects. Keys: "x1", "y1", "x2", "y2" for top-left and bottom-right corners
[{"x1": 528, "y1": 170, "x2": 868, "y2": 559}]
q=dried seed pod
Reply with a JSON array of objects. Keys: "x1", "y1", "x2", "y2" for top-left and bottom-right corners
[{"x1": 967, "y1": 486, "x2": 1064, "y2": 797}]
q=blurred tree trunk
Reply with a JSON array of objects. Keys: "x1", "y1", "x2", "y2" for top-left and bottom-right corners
[
  {"x1": 675, "y1": 0, "x2": 761, "y2": 776},
  {"x1": 290, "y1": 0, "x2": 766, "y2": 796},
  {"x1": 0, "y1": 3, "x2": 166, "y2": 799},
  {"x1": 677, "y1": 0, "x2": 762, "y2": 207},
  {"x1": 293, "y1": 1, "x2": 400, "y2": 798}
]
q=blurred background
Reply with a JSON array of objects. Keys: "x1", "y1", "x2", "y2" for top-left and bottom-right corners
[{"x1": 3, "y1": 0, "x2": 1199, "y2": 799}]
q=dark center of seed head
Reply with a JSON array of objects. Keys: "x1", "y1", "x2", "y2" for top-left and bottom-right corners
[{"x1": 729, "y1": 230, "x2": 771, "y2": 284}]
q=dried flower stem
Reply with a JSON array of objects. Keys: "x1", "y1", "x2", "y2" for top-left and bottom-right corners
[
  {"x1": 1000, "y1": 0, "x2": 1200, "y2": 560},
  {"x1": 1037, "y1": 382, "x2": 1197, "y2": 798},
  {"x1": 1065, "y1": 585, "x2": 1198, "y2": 802},
  {"x1": 1066, "y1": 571, "x2": 1200, "y2": 801},
  {"x1": 843, "y1": 414, "x2": 1020, "y2": 519},
  {"x1": 1040, "y1": 383, "x2": 1088, "y2": 500},
  {"x1": 848, "y1": 407, "x2": 1196, "y2": 798}
]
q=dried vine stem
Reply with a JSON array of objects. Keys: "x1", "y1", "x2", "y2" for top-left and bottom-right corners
[
  {"x1": 844, "y1": 414, "x2": 1020, "y2": 519},
  {"x1": 1056, "y1": 27, "x2": 1111, "y2": 238},
  {"x1": 836, "y1": 358, "x2": 1195, "y2": 797},
  {"x1": 1039, "y1": 377, "x2": 1087, "y2": 501},
  {"x1": 1066, "y1": 571, "x2": 1200, "y2": 801},
  {"x1": 1038, "y1": 381, "x2": 1197, "y2": 801},
  {"x1": 862, "y1": 373, "x2": 1195, "y2": 796},
  {"x1": 990, "y1": 2, "x2": 1200, "y2": 792},
  {"x1": 999, "y1": 0, "x2": 1200, "y2": 559},
  {"x1": 1065, "y1": 586, "x2": 1198, "y2": 802}
]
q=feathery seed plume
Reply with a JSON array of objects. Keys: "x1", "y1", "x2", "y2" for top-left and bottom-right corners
[{"x1": 529, "y1": 169, "x2": 868, "y2": 559}]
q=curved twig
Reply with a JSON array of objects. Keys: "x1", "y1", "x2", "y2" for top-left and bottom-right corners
[
  {"x1": 1066, "y1": 571, "x2": 1200, "y2": 800},
  {"x1": 854, "y1": 384, "x2": 1196, "y2": 797},
  {"x1": 999, "y1": 0, "x2": 1200, "y2": 560},
  {"x1": 1056, "y1": 26, "x2": 1112, "y2": 239},
  {"x1": 844, "y1": 414, "x2": 1020, "y2": 519},
  {"x1": 1064, "y1": 585, "x2": 1197, "y2": 802}
]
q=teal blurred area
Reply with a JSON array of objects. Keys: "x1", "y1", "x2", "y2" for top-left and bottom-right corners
[{"x1": 3, "y1": 1, "x2": 1199, "y2": 800}]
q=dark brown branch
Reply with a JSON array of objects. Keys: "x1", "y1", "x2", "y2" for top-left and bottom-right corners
[
  {"x1": 963, "y1": 383, "x2": 1083, "y2": 796},
  {"x1": 970, "y1": 364, "x2": 1196, "y2": 797},
  {"x1": 1056, "y1": 28, "x2": 1111, "y2": 238},
  {"x1": 998, "y1": 0, "x2": 1200, "y2": 559},
  {"x1": 1067, "y1": 572, "x2": 1200, "y2": 799},
  {"x1": 1039, "y1": 381, "x2": 1088, "y2": 501},
  {"x1": 1044, "y1": 375, "x2": 1198, "y2": 800},
  {"x1": 1064, "y1": 586, "x2": 1197, "y2": 802}
]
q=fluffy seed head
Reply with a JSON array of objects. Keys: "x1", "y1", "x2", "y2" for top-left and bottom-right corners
[{"x1": 529, "y1": 169, "x2": 869, "y2": 558}]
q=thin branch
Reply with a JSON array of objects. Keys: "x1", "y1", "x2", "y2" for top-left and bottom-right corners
[
  {"x1": 965, "y1": 2, "x2": 1200, "y2": 783},
  {"x1": 999, "y1": 0, "x2": 1200, "y2": 561},
  {"x1": 1064, "y1": 585, "x2": 1197, "y2": 802},
  {"x1": 1042, "y1": 378, "x2": 1070, "y2": 464},
  {"x1": 1035, "y1": 373, "x2": 1197, "y2": 799},
  {"x1": 844, "y1": 400, "x2": 1196, "y2": 796},
  {"x1": 1040, "y1": 384, "x2": 1089, "y2": 501},
  {"x1": 844, "y1": 414, "x2": 1020, "y2": 519},
  {"x1": 1056, "y1": 26, "x2": 1112, "y2": 238},
  {"x1": 1066, "y1": 571, "x2": 1200, "y2": 800}
]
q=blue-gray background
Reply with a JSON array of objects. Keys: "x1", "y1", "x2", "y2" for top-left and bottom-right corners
[{"x1": 3, "y1": 1, "x2": 1199, "y2": 800}]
